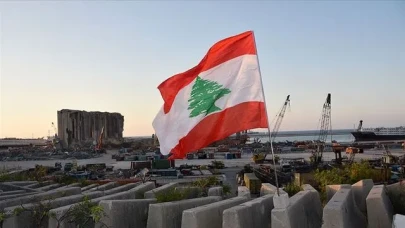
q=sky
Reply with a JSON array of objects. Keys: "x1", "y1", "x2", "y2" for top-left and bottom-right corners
[{"x1": 0, "y1": 1, "x2": 404, "y2": 138}]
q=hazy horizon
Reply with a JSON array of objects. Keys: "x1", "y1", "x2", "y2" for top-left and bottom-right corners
[
  {"x1": 1, "y1": 1, "x2": 404, "y2": 138},
  {"x1": 1, "y1": 128, "x2": 355, "y2": 139}
]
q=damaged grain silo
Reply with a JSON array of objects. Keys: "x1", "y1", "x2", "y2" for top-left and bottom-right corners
[{"x1": 57, "y1": 109, "x2": 124, "y2": 147}]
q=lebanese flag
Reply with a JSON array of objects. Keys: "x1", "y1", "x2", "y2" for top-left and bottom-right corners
[{"x1": 153, "y1": 31, "x2": 268, "y2": 159}]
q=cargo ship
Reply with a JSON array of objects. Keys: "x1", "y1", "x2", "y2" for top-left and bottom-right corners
[{"x1": 351, "y1": 120, "x2": 405, "y2": 142}]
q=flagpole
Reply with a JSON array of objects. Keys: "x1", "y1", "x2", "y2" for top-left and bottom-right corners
[{"x1": 252, "y1": 31, "x2": 280, "y2": 196}]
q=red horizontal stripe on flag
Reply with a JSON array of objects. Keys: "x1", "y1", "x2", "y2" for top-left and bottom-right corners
[
  {"x1": 169, "y1": 101, "x2": 267, "y2": 159},
  {"x1": 158, "y1": 31, "x2": 256, "y2": 114}
]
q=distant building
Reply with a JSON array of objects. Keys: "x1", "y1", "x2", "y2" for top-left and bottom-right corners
[{"x1": 57, "y1": 109, "x2": 124, "y2": 147}]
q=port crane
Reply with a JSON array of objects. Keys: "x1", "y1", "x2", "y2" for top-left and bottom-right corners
[
  {"x1": 51, "y1": 122, "x2": 57, "y2": 137},
  {"x1": 312, "y1": 93, "x2": 332, "y2": 165},
  {"x1": 252, "y1": 95, "x2": 290, "y2": 163},
  {"x1": 270, "y1": 95, "x2": 290, "y2": 143}
]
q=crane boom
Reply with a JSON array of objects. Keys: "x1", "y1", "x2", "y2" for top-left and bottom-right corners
[
  {"x1": 51, "y1": 122, "x2": 57, "y2": 137},
  {"x1": 318, "y1": 93, "x2": 331, "y2": 143},
  {"x1": 271, "y1": 95, "x2": 290, "y2": 142},
  {"x1": 313, "y1": 93, "x2": 332, "y2": 164}
]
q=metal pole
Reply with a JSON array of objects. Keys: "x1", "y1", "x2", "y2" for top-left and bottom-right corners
[{"x1": 252, "y1": 31, "x2": 280, "y2": 196}]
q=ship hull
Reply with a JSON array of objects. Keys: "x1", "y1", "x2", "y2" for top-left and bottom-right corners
[{"x1": 351, "y1": 132, "x2": 405, "y2": 142}]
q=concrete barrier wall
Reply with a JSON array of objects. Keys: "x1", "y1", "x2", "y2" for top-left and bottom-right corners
[
  {"x1": 83, "y1": 182, "x2": 118, "y2": 193},
  {"x1": 325, "y1": 184, "x2": 351, "y2": 202},
  {"x1": 66, "y1": 183, "x2": 81, "y2": 188},
  {"x1": 48, "y1": 182, "x2": 155, "y2": 228},
  {"x1": 322, "y1": 188, "x2": 366, "y2": 228},
  {"x1": 181, "y1": 196, "x2": 249, "y2": 228},
  {"x1": 25, "y1": 182, "x2": 42, "y2": 189},
  {"x1": 260, "y1": 183, "x2": 287, "y2": 196},
  {"x1": 272, "y1": 189, "x2": 322, "y2": 228},
  {"x1": 304, "y1": 185, "x2": 323, "y2": 226},
  {"x1": 386, "y1": 180, "x2": 405, "y2": 194},
  {"x1": 237, "y1": 186, "x2": 250, "y2": 198},
  {"x1": 81, "y1": 184, "x2": 99, "y2": 192},
  {"x1": 223, "y1": 194, "x2": 274, "y2": 228},
  {"x1": 366, "y1": 185, "x2": 394, "y2": 228},
  {"x1": 97, "y1": 199, "x2": 157, "y2": 228},
  {"x1": 0, "y1": 183, "x2": 42, "y2": 193},
  {"x1": 0, "y1": 192, "x2": 37, "y2": 201},
  {"x1": 393, "y1": 214, "x2": 405, "y2": 228},
  {"x1": 352, "y1": 179, "x2": 373, "y2": 215},
  {"x1": 3, "y1": 191, "x2": 103, "y2": 228},
  {"x1": 130, "y1": 182, "x2": 156, "y2": 199},
  {"x1": 208, "y1": 186, "x2": 223, "y2": 197},
  {"x1": 4, "y1": 181, "x2": 38, "y2": 186},
  {"x1": 102, "y1": 182, "x2": 140, "y2": 196},
  {"x1": 0, "y1": 187, "x2": 81, "y2": 210},
  {"x1": 0, "y1": 190, "x2": 26, "y2": 195},
  {"x1": 147, "y1": 196, "x2": 221, "y2": 228},
  {"x1": 144, "y1": 182, "x2": 178, "y2": 199},
  {"x1": 36, "y1": 183, "x2": 62, "y2": 191}
]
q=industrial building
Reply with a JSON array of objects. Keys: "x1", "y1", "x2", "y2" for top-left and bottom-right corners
[{"x1": 57, "y1": 109, "x2": 124, "y2": 147}]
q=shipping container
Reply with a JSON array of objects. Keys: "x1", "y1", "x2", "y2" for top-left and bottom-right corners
[
  {"x1": 152, "y1": 159, "x2": 171, "y2": 169},
  {"x1": 131, "y1": 161, "x2": 152, "y2": 170}
]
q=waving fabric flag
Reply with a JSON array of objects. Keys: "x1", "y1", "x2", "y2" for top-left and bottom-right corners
[{"x1": 153, "y1": 31, "x2": 268, "y2": 159}]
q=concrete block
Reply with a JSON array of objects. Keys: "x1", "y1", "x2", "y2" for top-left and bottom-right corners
[
  {"x1": 4, "y1": 181, "x2": 38, "y2": 186},
  {"x1": 48, "y1": 182, "x2": 155, "y2": 228},
  {"x1": 147, "y1": 196, "x2": 221, "y2": 228},
  {"x1": 325, "y1": 184, "x2": 351, "y2": 202},
  {"x1": 260, "y1": 183, "x2": 287, "y2": 196},
  {"x1": 366, "y1": 185, "x2": 394, "y2": 228},
  {"x1": 26, "y1": 180, "x2": 53, "y2": 189},
  {"x1": 3, "y1": 191, "x2": 103, "y2": 228},
  {"x1": 103, "y1": 182, "x2": 140, "y2": 196},
  {"x1": 352, "y1": 179, "x2": 374, "y2": 215},
  {"x1": 301, "y1": 184, "x2": 316, "y2": 191},
  {"x1": 131, "y1": 182, "x2": 156, "y2": 199},
  {"x1": 144, "y1": 182, "x2": 178, "y2": 199},
  {"x1": 83, "y1": 181, "x2": 118, "y2": 192},
  {"x1": 97, "y1": 199, "x2": 157, "y2": 228},
  {"x1": 393, "y1": 214, "x2": 405, "y2": 228},
  {"x1": 322, "y1": 188, "x2": 366, "y2": 228},
  {"x1": 0, "y1": 190, "x2": 26, "y2": 196},
  {"x1": 0, "y1": 183, "x2": 41, "y2": 193},
  {"x1": 208, "y1": 186, "x2": 223, "y2": 197},
  {"x1": 0, "y1": 192, "x2": 37, "y2": 201},
  {"x1": 66, "y1": 183, "x2": 81, "y2": 187},
  {"x1": 181, "y1": 196, "x2": 249, "y2": 228},
  {"x1": 272, "y1": 190, "x2": 322, "y2": 228},
  {"x1": 237, "y1": 186, "x2": 251, "y2": 198},
  {"x1": 386, "y1": 180, "x2": 405, "y2": 194},
  {"x1": 386, "y1": 181, "x2": 405, "y2": 208},
  {"x1": 223, "y1": 194, "x2": 274, "y2": 228},
  {"x1": 273, "y1": 192, "x2": 289, "y2": 209},
  {"x1": 0, "y1": 187, "x2": 81, "y2": 211},
  {"x1": 25, "y1": 182, "x2": 42, "y2": 189},
  {"x1": 36, "y1": 183, "x2": 62, "y2": 191},
  {"x1": 81, "y1": 183, "x2": 99, "y2": 192}
]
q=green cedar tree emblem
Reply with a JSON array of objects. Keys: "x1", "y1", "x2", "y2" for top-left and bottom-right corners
[{"x1": 187, "y1": 76, "x2": 231, "y2": 118}]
